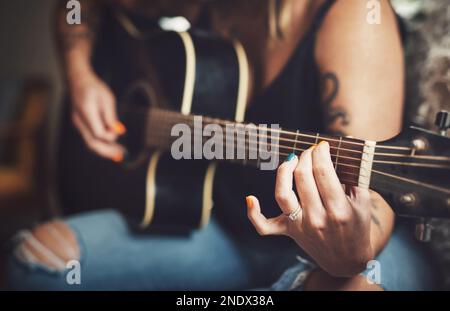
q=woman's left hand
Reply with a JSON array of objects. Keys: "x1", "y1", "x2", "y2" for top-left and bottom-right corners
[{"x1": 246, "y1": 141, "x2": 374, "y2": 277}]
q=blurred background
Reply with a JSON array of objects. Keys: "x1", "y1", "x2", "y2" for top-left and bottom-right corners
[
  {"x1": 0, "y1": 0, "x2": 449, "y2": 289},
  {"x1": 0, "y1": 0, "x2": 61, "y2": 242},
  {"x1": 0, "y1": 0, "x2": 62, "y2": 286}
]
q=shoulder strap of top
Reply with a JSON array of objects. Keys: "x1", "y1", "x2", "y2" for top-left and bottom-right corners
[{"x1": 309, "y1": 0, "x2": 336, "y2": 35}]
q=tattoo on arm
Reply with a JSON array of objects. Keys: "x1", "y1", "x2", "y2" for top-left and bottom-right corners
[
  {"x1": 56, "y1": 0, "x2": 101, "y2": 51},
  {"x1": 61, "y1": 31, "x2": 94, "y2": 50},
  {"x1": 370, "y1": 199, "x2": 383, "y2": 233},
  {"x1": 320, "y1": 72, "x2": 350, "y2": 136}
]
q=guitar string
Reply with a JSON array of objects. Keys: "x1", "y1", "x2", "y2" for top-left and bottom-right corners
[
  {"x1": 149, "y1": 118, "x2": 450, "y2": 170},
  {"x1": 148, "y1": 116, "x2": 450, "y2": 194},
  {"x1": 147, "y1": 108, "x2": 380, "y2": 149},
  {"x1": 260, "y1": 144, "x2": 447, "y2": 192},
  {"x1": 146, "y1": 108, "x2": 448, "y2": 153},
  {"x1": 147, "y1": 129, "x2": 450, "y2": 194},
  {"x1": 141, "y1": 108, "x2": 450, "y2": 161},
  {"x1": 166, "y1": 128, "x2": 450, "y2": 169},
  {"x1": 257, "y1": 150, "x2": 365, "y2": 187},
  {"x1": 123, "y1": 107, "x2": 375, "y2": 150},
  {"x1": 146, "y1": 114, "x2": 450, "y2": 170},
  {"x1": 149, "y1": 124, "x2": 450, "y2": 186},
  {"x1": 155, "y1": 128, "x2": 450, "y2": 170},
  {"x1": 152, "y1": 128, "x2": 367, "y2": 164},
  {"x1": 149, "y1": 121, "x2": 365, "y2": 175},
  {"x1": 371, "y1": 170, "x2": 450, "y2": 195},
  {"x1": 152, "y1": 144, "x2": 364, "y2": 186}
]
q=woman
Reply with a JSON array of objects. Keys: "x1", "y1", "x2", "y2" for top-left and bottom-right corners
[{"x1": 6, "y1": 0, "x2": 436, "y2": 290}]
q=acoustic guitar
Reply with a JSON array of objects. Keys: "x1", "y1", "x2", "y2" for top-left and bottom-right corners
[{"x1": 57, "y1": 13, "x2": 450, "y2": 237}]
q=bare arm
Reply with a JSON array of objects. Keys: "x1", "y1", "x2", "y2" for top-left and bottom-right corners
[
  {"x1": 56, "y1": 0, "x2": 101, "y2": 85},
  {"x1": 56, "y1": 1, "x2": 126, "y2": 161},
  {"x1": 315, "y1": 0, "x2": 402, "y2": 254},
  {"x1": 246, "y1": 0, "x2": 403, "y2": 284}
]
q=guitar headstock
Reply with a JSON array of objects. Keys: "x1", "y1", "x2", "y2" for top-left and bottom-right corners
[{"x1": 370, "y1": 114, "x2": 450, "y2": 225}]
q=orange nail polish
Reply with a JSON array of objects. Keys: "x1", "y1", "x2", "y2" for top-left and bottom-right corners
[
  {"x1": 115, "y1": 122, "x2": 126, "y2": 135},
  {"x1": 246, "y1": 196, "x2": 253, "y2": 209},
  {"x1": 112, "y1": 153, "x2": 124, "y2": 163}
]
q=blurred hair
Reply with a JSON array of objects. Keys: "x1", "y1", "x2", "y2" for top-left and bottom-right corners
[{"x1": 402, "y1": 0, "x2": 450, "y2": 128}]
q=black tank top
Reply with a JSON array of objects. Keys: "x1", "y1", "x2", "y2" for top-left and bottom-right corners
[
  {"x1": 213, "y1": 0, "x2": 337, "y2": 236},
  {"x1": 92, "y1": 0, "x2": 403, "y2": 238}
]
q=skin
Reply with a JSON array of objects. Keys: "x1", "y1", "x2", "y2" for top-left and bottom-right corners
[
  {"x1": 247, "y1": 142, "x2": 375, "y2": 277},
  {"x1": 247, "y1": 0, "x2": 402, "y2": 290},
  {"x1": 308, "y1": 0, "x2": 402, "y2": 289},
  {"x1": 55, "y1": 1, "x2": 125, "y2": 161},
  {"x1": 20, "y1": 0, "x2": 402, "y2": 291},
  {"x1": 14, "y1": 221, "x2": 80, "y2": 270},
  {"x1": 54, "y1": 0, "x2": 326, "y2": 161}
]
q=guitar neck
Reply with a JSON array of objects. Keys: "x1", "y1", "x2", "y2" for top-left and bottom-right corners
[{"x1": 146, "y1": 108, "x2": 377, "y2": 188}]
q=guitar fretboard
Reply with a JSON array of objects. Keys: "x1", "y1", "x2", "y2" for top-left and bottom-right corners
[{"x1": 146, "y1": 108, "x2": 371, "y2": 187}]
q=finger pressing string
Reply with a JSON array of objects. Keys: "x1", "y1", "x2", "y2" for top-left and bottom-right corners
[{"x1": 275, "y1": 153, "x2": 301, "y2": 215}]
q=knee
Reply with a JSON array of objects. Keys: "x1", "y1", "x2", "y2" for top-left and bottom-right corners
[{"x1": 12, "y1": 220, "x2": 81, "y2": 272}]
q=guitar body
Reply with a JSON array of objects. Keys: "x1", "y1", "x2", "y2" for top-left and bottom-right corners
[
  {"x1": 57, "y1": 13, "x2": 450, "y2": 232},
  {"x1": 58, "y1": 19, "x2": 250, "y2": 231}
]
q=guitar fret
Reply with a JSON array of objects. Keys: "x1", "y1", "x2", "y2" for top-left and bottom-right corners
[
  {"x1": 358, "y1": 141, "x2": 376, "y2": 189},
  {"x1": 314, "y1": 133, "x2": 320, "y2": 145},
  {"x1": 242, "y1": 125, "x2": 248, "y2": 165},
  {"x1": 293, "y1": 130, "x2": 300, "y2": 155},
  {"x1": 335, "y1": 136, "x2": 342, "y2": 170},
  {"x1": 146, "y1": 109, "x2": 367, "y2": 186}
]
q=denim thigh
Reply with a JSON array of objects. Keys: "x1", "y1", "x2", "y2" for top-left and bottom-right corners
[
  {"x1": 271, "y1": 219, "x2": 438, "y2": 291},
  {"x1": 6, "y1": 209, "x2": 298, "y2": 290}
]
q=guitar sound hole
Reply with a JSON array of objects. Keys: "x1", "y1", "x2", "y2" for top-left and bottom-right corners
[{"x1": 120, "y1": 86, "x2": 153, "y2": 163}]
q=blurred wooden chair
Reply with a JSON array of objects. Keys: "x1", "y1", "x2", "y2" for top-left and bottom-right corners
[{"x1": 0, "y1": 78, "x2": 50, "y2": 240}]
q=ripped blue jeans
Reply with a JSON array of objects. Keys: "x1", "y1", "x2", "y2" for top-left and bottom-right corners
[
  {"x1": 5, "y1": 210, "x2": 437, "y2": 290},
  {"x1": 271, "y1": 221, "x2": 438, "y2": 291}
]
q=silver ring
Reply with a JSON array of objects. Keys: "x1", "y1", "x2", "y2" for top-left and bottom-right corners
[{"x1": 287, "y1": 206, "x2": 301, "y2": 221}]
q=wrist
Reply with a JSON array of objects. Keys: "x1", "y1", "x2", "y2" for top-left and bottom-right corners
[
  {"x1": 329, "y1": 245, "x2": 375, "y2": 278},
  {"x1": 64, "y1": 50, "x2": 94, "y2": 85},
  {"x1": 351, "y1": 244, "x2": 375, "y2": 277}
]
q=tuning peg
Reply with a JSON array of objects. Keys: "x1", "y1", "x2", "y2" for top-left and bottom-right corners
[
  {"x1": 415, "y1": 218, "x2": 433, "y2": 242},
  {"x1": 435, "y1": 110, "x2": 450, "y2": 136}
]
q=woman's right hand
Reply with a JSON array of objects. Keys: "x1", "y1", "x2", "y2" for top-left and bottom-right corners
[{"x1": 69, "y1": 70, "x2": 126, "y2": 162}]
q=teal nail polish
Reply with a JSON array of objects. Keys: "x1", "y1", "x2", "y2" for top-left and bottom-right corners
[{"x1": 285, "y1": 153, "x2": 296, "y2": 162}]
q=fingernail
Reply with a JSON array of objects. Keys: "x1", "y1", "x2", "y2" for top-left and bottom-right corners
[
  {"x1": 246, "y1": 196, "x2": 254, "y2": 209},
  {"x1": 115, "y1": 122, "x2": 126, "y2": 135},
  {"x1": 319, "y1": 141, "x2": 328, "y2": 146},
  {"x1": 112, "y1": 153, "x2": 124, "y2": 163},
  {"x1": 285, "y1": 153, "x2": 296, "y2": 162}
]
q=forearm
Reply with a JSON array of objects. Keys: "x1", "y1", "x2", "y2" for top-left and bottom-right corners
[
  {"x1": 55, "y1": 0, "x2": 102, "y2": 82},
  {"x1": 321, "y1": 100, "x2": 395, "y2": 256},
  {"x1": 320, "y1": 74, "x2": 396, "y2": 255},
  {"x1": 369, "y1": 191, "x2": 395, "y2": 255}
]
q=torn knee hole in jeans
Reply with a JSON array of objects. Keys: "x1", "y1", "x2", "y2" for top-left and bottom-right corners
[
  {"x1": 271, "y1": 255, "x2": 317, "y2": 291},
  {"x1": 13, "y1": 221, "x2": 81, "y2": 273}
]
